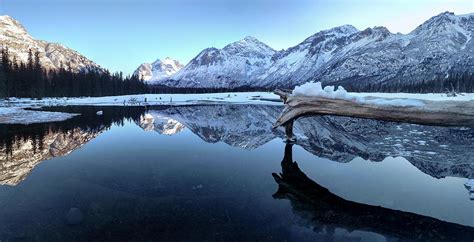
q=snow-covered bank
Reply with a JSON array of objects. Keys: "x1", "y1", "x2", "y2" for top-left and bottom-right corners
[
  {"x1": 2, "y1": 91, "x2": 474, "y2": 108},
  {"x1": 292, "y1": 82, "x2": 474, "y2": 107},
  {"x1": 352, "y1": 92, "x2": 474, "y2": 102},
  {"x1": 0, "y1": 107, "x2": 79, "y2": 125},
  {"x1": 0, "y1": 92, "x2": 281, "y2": 107}
]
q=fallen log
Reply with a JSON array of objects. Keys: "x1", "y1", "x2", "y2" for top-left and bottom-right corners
[{"x1": 273, "y1": 90, "x2": 474, "y2": 129}]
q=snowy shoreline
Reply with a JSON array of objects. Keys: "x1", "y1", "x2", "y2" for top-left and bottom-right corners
[
  {"x1": 1, "y1": 91, "x2": 473, "y2": 107},
  {"x1": 1, "y1": 92, "x2": 473, "y2": 124},
  {"x1": 0, "y1": 92, "x2": 281, "y2": 108}
]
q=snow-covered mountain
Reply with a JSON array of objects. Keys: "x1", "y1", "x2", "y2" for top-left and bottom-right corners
[
  {"x1": 133, "y1": 58, "x2": 183, "y2": 83},
  {"x1": 156, "y1": 12, "x2": 473, "y2": 89},
  {"x1": 303, "y1": 11, "x2": 474, "y2": 89},
  {"x1": 0, "y1": 15, "x2": 102, "y2": 72},
  {"x1": 259, "y1": 24, "x2": 361, "y2": 87},
  {"x1": 162, "y1": 36, "x2": 276, "y2": 88}
]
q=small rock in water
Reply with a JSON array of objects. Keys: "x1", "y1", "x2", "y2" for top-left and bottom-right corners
[
  {"x1": 96, "y1": 111, "x2": 103, "y2": 115},
  {"x1": 192, "y1": 184, "x2": 203, "y2": 190},
  {"x1": 66, "y1": 207, "x2": 84, "y2": 225},
  {"x1": 465, "y1": 179, "x2": 474, "y2": 191}
]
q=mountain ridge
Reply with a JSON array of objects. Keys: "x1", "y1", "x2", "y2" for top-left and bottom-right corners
[{"x1": 144, "y1": 11, "x2": 474, "y2": 90}]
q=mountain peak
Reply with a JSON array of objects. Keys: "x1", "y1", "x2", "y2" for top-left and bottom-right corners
[
  {"x1": 241, "y1": 36, "x2": 260, "y2": 42},
  {"x1": 0, "y1": 15, "x2": 19, "y2": 23},
  {"x1": 227, "y1": 35, "x2": 267, "y2": 46},
  {"x1": 224, "y1": 36, "x2": 275, "y2": 54},
  {"x1": 411, "y1": 11, "x2": 473, "y2": 36},
  {"x1": 300, "y1": 24, "x2": 358, "y2": 44},
  {"x1": 0, "y1": 15, "x2": 28, "y2": 35},
  {"x1": 324, "y1": 24, "x2": 359, "y2": 36},
  {"x1": 134, "y1": 57, "x2": 183, "y2": 83},
  {"x1": 152, "y1": 57, "x2": 180, "y2": 65}
]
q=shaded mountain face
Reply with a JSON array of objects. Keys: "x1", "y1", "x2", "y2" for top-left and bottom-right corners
[
  {"x1": 133, "y1": 58, "x2": 183, "y2": 83},
  {"x1": 160, "y1": 12, "x2": 473, "y2": 89},
  {"x1": 0, "y1": 15, "x2": 102, "y2": 72}
]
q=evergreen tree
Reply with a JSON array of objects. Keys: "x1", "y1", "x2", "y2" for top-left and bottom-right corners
[{"x1": 0, "y1": 47, "x2": 6, "y2": 98}]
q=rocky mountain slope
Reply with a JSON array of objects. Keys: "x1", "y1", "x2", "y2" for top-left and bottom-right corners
[
  {"x1": 155, "y1": 12, "x2": 473, "y2": 89},
  {"x1": 133, "y1": 58, "x2": 183, "y2": 83},
  {"x1": 162, "y1": 36, "x2": 276, "y2": 88},
  {"x1": 0, "y1": 15, "x2": 102, "y2": 72}
]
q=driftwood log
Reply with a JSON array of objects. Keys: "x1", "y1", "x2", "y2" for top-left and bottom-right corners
[{"x1": 274, "y1": 90, "x2": 474, "y2": 133}]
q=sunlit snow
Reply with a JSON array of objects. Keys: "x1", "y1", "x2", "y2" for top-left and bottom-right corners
[{"x1": 292, "y1": 82, "x2": 425, "y2": 107}]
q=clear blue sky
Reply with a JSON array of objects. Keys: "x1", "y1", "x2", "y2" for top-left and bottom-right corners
[{"x1": 0, "y1": 0, "x2": 472, "y2": 74}]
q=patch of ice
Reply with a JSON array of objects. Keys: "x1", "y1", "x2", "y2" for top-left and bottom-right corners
[
  {"x1": 417, "y1": 140, "x2": 427, "y2": 145},
  {"x1": 0, "y1": 107, "x2": 79, "y2": 124}
]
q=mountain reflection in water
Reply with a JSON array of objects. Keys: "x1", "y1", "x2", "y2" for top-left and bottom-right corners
[
  {"x1": 0, "y1": 104, "x2": 472, "y2": 241},
  {"x1": 1, "y1": 104, "x2": 473, "y2": 185}
]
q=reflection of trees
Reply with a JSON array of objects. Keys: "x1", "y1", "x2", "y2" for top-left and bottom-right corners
[
  {"x1": 272, "y1": 143, "x2": 474, "y2": 241},
  {"x1": 0, "y1": 106, "x2": 146, "y2": 155},
  {"x1": 0, "y1": 106, "x2": 147, "y2": 185}
]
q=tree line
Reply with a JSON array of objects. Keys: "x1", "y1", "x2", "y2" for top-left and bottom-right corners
[
  {"x1": 0, "y1": 47, "x2": 148, "y2": 98},
  {"x1": 148, "y1": 84, "x2": 269, "y2": 94},
  {"x1": 328, "y1": 71, "x2": 474, "y2": 93},
  {"x1": 1, "y1": 46, "x2": 472, "y2": 97}
]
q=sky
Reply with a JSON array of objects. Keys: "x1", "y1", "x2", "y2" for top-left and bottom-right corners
[{"x1": 0, "y1": 0, "x2": 472, "y2": 74}]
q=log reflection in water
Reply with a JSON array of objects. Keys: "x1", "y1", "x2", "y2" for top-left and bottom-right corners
[{"x1": 272, "y1": 143, "x2": 474, "y2": 242}]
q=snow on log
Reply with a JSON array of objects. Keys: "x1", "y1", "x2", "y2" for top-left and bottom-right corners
[{"x1": 274, "y1": 83, "x2": 474, "y2": 128}]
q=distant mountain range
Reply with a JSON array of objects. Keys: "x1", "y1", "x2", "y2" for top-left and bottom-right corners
[
  {"x1": 1, "y1": 12, "x2": 472, "y2": 90},
  {"x1": 137, "y1": 12, "x2": 474, "y2": 90},
  {"x1": 0, "y1": 16, "x2": 102, "y2": 72}
]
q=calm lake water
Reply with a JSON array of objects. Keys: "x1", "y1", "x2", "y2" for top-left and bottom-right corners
[{"x1": 0, "y1": 104, "x2": 473, "y2": 241}]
